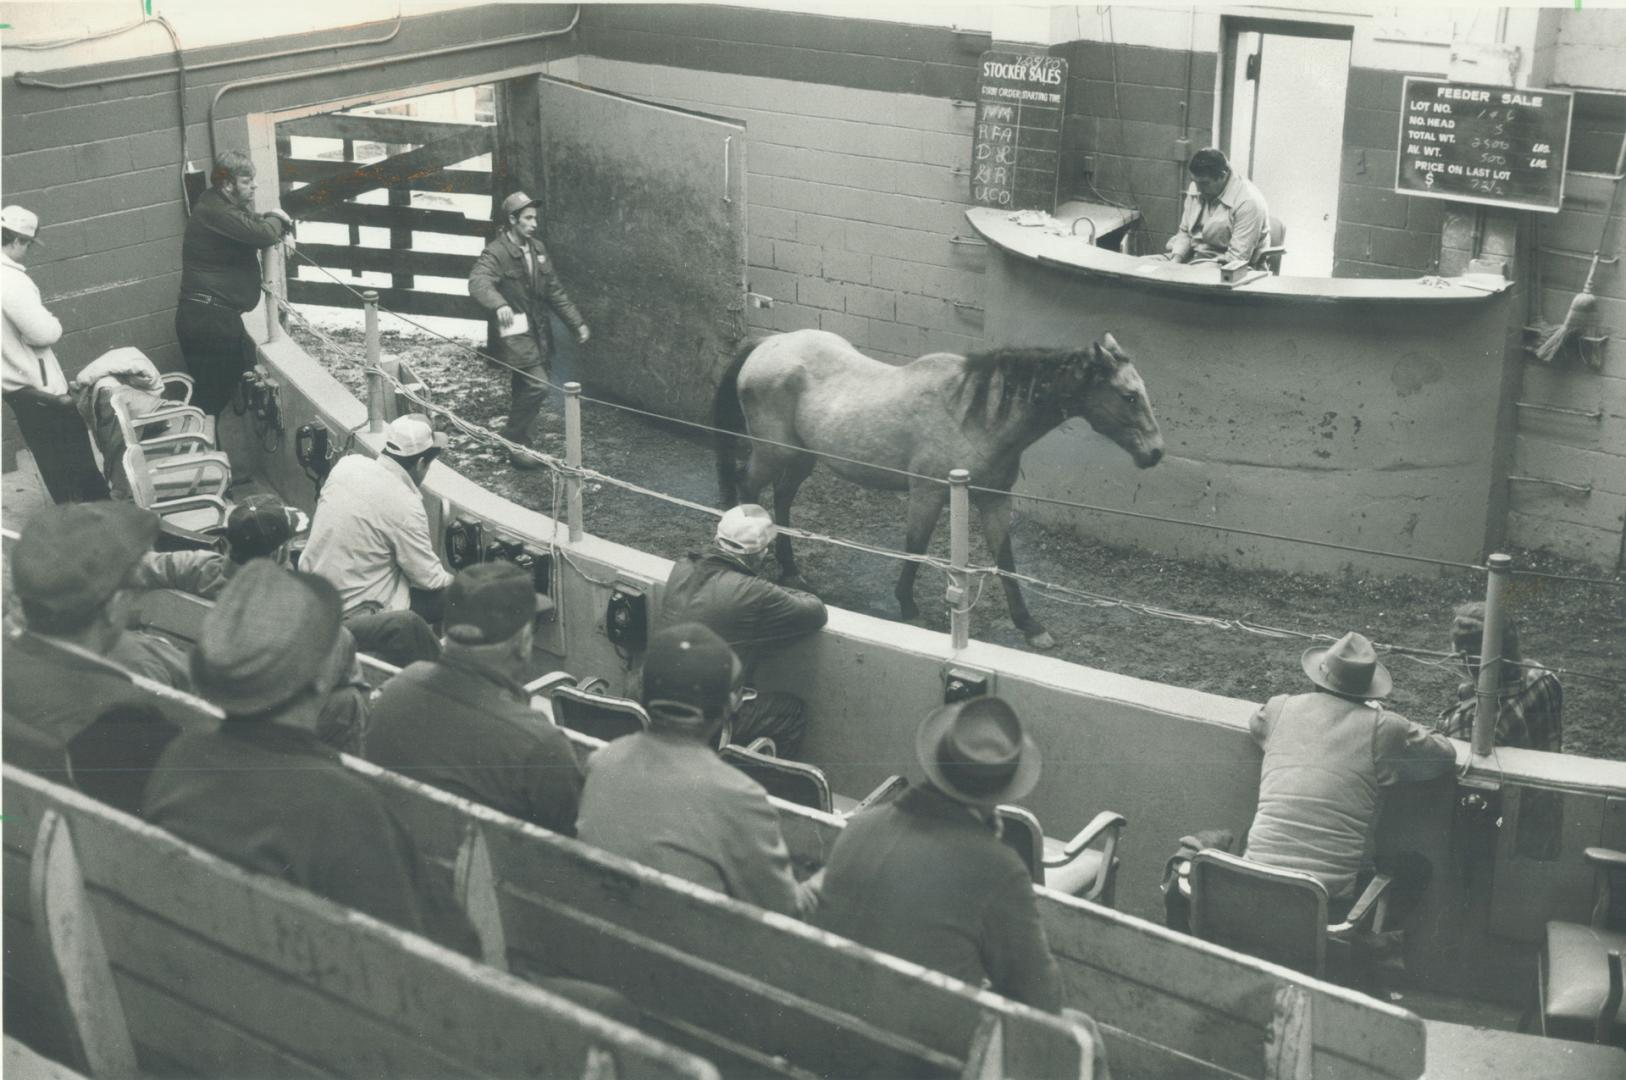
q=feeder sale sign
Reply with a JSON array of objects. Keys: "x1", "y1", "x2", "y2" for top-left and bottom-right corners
[
  {"x1": 1395, "y1": 77, "x2": 1573, "y2": 213},
  {"x1": 970, "y1": 51, "x2": 1068, "y2": 212}
]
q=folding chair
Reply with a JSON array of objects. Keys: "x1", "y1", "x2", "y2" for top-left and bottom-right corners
[
  {"x1": 1539, "y1": 846, "x2": 1626, "y2": 1048},
  {"x1": 547, "y1": 678, "x2": 650, "y2": 743},
  {"x1": 122, "y1": 444, "x2": 232, "y2": 539},
  {"x1": 720, "y1": 741, "x2": 833, "y2": 814}
]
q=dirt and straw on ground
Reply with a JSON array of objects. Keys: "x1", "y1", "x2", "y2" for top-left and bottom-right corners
[{"x1": 294, "y1": 323, "x2": 1626, "y2": 761}]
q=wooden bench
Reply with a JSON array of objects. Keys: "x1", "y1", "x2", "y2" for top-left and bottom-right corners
[{"x1": 2, "y1": 765, "x2": 718, "y2": 1080}]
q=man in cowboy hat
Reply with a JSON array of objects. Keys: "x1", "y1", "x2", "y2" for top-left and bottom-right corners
[
  {"x1": 658, "y1": 503, "x2": 827, "y2": 756},
  {"x1": 576, "y1": 622, "x2": 818, "y2": 918},
  {"x1": 813, "y1": 696, "x2": 1063, "y2": 1011},
  {"x1": 468, "y1": 190, "x2": 591, "y2": 469},
  {"x1": 1243, "y1": 631, "x2": 1457, "y2": 913}
]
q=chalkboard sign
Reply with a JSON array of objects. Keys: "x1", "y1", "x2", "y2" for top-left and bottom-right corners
[
  {"x1": 1394, "y1": 77, "x2": 1573, "y2": 213},
  {"x1": 971, "y1": 51, "x2": 1068, "y2": 212}
]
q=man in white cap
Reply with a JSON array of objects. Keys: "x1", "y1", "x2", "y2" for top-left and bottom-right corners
[
  {"x1": 658, "y1": 504, "x2": 826, "y2": 757},
  {"x1": 469, "y1": 190, "x2": 591, "y2": 469},
  {"x1": 1244, "y1": 631, "x2": 1457, "y2": 919},
  {"x1": 2, "y1": 205, "x2": 109, "y2": 502},
  {"x1": 301, "y1": 413, "x2": 453, "y2": 666}
]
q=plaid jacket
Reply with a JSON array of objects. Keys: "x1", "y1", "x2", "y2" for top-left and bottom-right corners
[{"x1": 1433, "y1": 661, "x2": 1563, "y2": 753}]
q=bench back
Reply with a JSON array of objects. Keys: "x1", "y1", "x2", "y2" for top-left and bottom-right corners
[{"x1": 2, "y1": 765, "x2": 718, "y2": 1080}]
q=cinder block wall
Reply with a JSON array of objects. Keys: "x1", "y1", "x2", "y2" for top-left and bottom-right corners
[{"x1": 1335, "y1": 68, "x2": 1448, "y2": 278}]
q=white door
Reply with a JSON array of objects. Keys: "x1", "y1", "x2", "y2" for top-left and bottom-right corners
[{"x1": 1228, "y1": 31, "x2": 1351, "y2": 277}]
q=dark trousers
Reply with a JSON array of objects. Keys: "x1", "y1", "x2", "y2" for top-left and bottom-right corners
[
  {"x1": 345, "y1": 607, "x2": 441, "y2": 669},
  {"x1": 495, "y1": 332, "x2": 550, "y2": 446},
  {"x1": 176, "y1": 299, "x2": 253, "y2": 416},
  {"x1": 732, "y1": 691, "x2": 809, "y2": 758},
  {"x1": 4, "y1": 391, "x2": 109, "y2": 503}
]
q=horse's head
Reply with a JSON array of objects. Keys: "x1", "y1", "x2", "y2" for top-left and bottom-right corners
[{"x1": 1066, "y1": 333, "x2": 1164, "y2": 468}]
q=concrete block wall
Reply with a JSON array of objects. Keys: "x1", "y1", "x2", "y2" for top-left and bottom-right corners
[{"x1": 1334, "y1": 67, "x2": 1446, "y2": 278}]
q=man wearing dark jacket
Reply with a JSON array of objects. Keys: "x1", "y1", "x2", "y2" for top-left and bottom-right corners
[
  {"x1": 659, "y1": 504, "x2": 826, "y2": 756},
  {"x1": 175, "y1": 150, "x2": 291, "y2": 415},
  {"x1": 367, "y1": 562, "x2": 582, "y2": 835},
  {"x1": 468, "y1": 191, "x2": 590, "y2": 469}
]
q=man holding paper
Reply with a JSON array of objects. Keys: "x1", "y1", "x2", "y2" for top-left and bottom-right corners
[{"x1": 469, "y1": 191, "x2": 591, "y2": 470}]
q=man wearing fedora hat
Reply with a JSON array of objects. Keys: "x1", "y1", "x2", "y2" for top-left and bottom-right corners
[
  {"x1": 1244, "y1": 631, "x2": 1457, "y2": 910},
  {"x1": 576, "y1": 623, "x2": 817, "y2": 918},
  {"x1": 469, "y1": 191, "x2": 591, "y2": 469},
  {"x1": 2, "y1": 204, "x2": 110, "y2": 503},
  {"x1": 813, "y1": 696, "x2": 1063, "y2": 1011},
  {"x1": 143, "y1": 561, "x2": 480, "y2": 956}
]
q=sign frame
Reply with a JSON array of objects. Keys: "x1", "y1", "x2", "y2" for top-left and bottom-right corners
[
  {"x1": 1392, "y1": 75, "x2": 1574, "y2": 214},
  {"x1": 969, "y1": 50, "x2": 1069, "y2": 214}
]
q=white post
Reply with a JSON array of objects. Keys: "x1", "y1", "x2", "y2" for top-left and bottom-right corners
[
  {"x1": 948, "y1": 468, "x2": 971, "y2": 651},
  {"x1": 1473, "y1": 553, "x2": 1512, "y2": 758},
  {"x1": 565, "y1": 382, "x2": 584, "y2": 542},
  {"x1": 363, "y1": 291, "x2": 384, "y2": 434},
  {"x1": 262, "y1": 243, "x2": 283, "y2": 342}
]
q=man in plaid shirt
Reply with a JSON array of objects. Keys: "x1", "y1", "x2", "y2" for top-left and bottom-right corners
[{"x1": 1434, "y1": 602, "x2": 1563, "y2": 753}]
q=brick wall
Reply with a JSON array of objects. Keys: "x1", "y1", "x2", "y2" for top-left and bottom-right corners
[{"x1": 1334, "y1": 68, "x2": 1446, "y2": 278}]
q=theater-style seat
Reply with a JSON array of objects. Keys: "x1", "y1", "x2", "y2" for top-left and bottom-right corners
[
  {"x1": 996, "y1": 805, "x2": 1126, "y2": 905},
  {"x1": 546, "y1": 678, "x2": 649, "y2": 743},
  {"x1": 720, "y1": 742, "x2": 832, "y2": 813},
  {"x1": 1540, "y1": 847, "x2": 1626, "y2": 1048}
]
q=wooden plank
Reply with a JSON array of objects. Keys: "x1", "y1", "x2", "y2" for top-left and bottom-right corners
[
  {"x1": 297, "y1": 241, "x2": 477, "y2": 280},
  {"x1": 3, "y1": 767, "x2": 721, "y2": 1080},
  {"x1": 29, "y1": 811, "x2": 138, "y2": 1080},
  {"x1": 280, "y1": 113, "x2": 491, "y2": 147},
  {"x1": 287, "y1": 279, "x2": 485, "y2": 322},
  {"x1": 280, "y1": 125, "x2": 494, "y2": 214},
  {"x1": 113, "y1": 969, "x2": 331, "y2": 1080},
  {"x1": 297, "y1": 199, "x2": 493, "y2": 238},
  {"x1": 454, "y1": 822, "x2": 509, "y2": 971},
  {"x1": 6, "y1": 1035, "x2": 87, "y2": 1080},
  {"x1": 282, "y1": 158, "x2": 492, "y2": 196},
  {"x1": 1264, "y1": 985, "x2": 1312, "y2": 1080}
]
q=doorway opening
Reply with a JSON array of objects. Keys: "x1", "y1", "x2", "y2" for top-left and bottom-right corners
[{"x1": 1221, "y1": 19, "x2": 1353, "y2": 277}]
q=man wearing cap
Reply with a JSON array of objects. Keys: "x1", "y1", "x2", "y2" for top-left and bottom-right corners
[
  {"x1": 576, "y1": 623, "x2": 818, "y2": 918},
  {"x1": 302, "y1": 413, "x2": 454, "y2": 667},
  {"x1": 658, "y1": 504, "x2": 826, "y2": 756},
  {"x1": 468, "y1": 191, "x2": 590, "y2": 469},
  {"x1": 176, "y1": 149, "x2": 294, "y2": 415},
  {"x1": 3, "y1": 503, "x2": 203, "y2": 809},
  {"x1": 2, "y1": 204, "x2": 109, "y2": 503},
  {"x1": 813, "y1": 696, "x2": 1064, "y2": 1011},
  {"x1": 1244, "y1": 631, "x2": 1457, "y2": 915},
  {"x1": 1433, "y1": 601, "x2": 1562, "y2": 753},
  {"x1": 367, "y1": 562, "x2": 582, "y2": 835},
  {"x1": 142, "y1": 561, "x2": 480, "y2": 957}
]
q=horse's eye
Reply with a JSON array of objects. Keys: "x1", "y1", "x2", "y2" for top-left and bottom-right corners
[{"x1": 1121, "y1": 391, "x2": 1138, "y2": 405}]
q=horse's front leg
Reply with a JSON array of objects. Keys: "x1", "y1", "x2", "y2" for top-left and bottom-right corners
[
  {"x1": 975, "y1": 490, "x2": 1055, "y2": 650},
  {"x1": 896, "y1": 484, "x2": 948, "y2": 623}
]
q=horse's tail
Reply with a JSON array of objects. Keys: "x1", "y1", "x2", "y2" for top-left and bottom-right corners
[{"x1": 713, "y1": 335, "x2": 766, "y2": 507}]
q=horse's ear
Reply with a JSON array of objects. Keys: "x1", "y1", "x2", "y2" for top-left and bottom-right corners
[{"x1": 1102, "y1": 332, "x2": 1121, "y2": 353}]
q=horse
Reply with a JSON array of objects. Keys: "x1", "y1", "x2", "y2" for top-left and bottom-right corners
[{"x1": 712, "y1": 328, "x2": 1163, "y2": 649}]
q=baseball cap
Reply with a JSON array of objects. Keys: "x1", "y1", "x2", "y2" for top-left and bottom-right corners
[
  {"x1": 641, "y1": 622, "x2": 738, "y2": 723},
  {"x1": 191, "y1": 562, "x2": 342, "y2": 715},
  {"x1": 382, "y1": 414, "x2": 449, "y2": 457},
  {"x1": 443, "y1": 561, "x2": 548, "y2": 645},
  {"x1": 12, "y1": 503, "x2": 159, "y2": 623},
  {"x1": 1, "y1": 205, "x2": 41, "y2": 241},
  {"x1": 225, "y1": 495, "x2": 309, "y2": 561},
  {"x1": 715, "y1": 504, "x2": 776, "y2": 556},
  {"x1": 500, "y1": 191, "x2": 540, "y2": 220}
]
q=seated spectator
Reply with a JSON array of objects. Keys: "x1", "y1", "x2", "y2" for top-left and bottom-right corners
[
  {"x1": 1163, "y1": 147, "x2": 1270, "y2": 267},
  {"x1": 136, "y1": 493, "x2": 372, "y2": 754},
  {"x1": 576, "y1": 623, "x2": 818, "y2": 917},
  {"x1": 2, "y1": 503, "x2": 195, "y2": 810},
  {"x1": 1433, "y1": 601, "x2": 1562, "y2": 753},
  {"x1": 813, "y1": 696, "x2": 1063, "y2": 1012},
  {"x1": 367, "y1": 562, "x2": 582, "y2": 835},
  {"x1": 301, "y1": 414, "x2": 452, "y2": 667},
  {"x1": 658, "y1": 504, "x2": 826, "y2": 756},
  {"x1": 1245, "y1": 632, "x2": 1457, "y2": 918},
  {"x1": 142, "y1": 560, "x2": 479, "y2": 956}
]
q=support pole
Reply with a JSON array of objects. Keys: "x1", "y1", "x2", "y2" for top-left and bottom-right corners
[
  {"x1": 948, "y1": 468, "x2": 971, "y2": 651},
  {"x1": 364, "y1": 290, "x2": 385, "y2": 434},
  {"x1": 1473, "y1": 553, "x2": 1513, "y2": 758},
  {"x1": 262, "y1": 243, "x2": 283, "y2": 343},
  {"x1": 565, "y1": 382, "x2": 583, "y2": 542}
]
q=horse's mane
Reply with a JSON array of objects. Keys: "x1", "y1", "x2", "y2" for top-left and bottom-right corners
[{"x1": 956, "y1": 346, "x2": 1095, "y2": 423}]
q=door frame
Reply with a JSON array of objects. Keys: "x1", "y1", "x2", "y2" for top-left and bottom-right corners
[{"x1": 1218, "y1": 16, "x2": 1354, "y2": 170}]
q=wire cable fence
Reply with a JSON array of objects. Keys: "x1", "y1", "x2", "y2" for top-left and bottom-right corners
[{"x1": 268, "y1": 287, "x2": 1626, "y2": 692}]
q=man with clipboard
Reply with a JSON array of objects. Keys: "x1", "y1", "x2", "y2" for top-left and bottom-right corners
[{"x1": 469, "y1": 191, "x2": 592, "y2": 470}]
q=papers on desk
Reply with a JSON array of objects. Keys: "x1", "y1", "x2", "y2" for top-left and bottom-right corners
[{"x1": 501, "y1": 312, "x2": 531, "y2": 337}]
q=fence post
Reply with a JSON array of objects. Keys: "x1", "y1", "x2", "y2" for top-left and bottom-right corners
[
  {"x1": 948, "y1": 468, "x2": 971, "y2": 651},
  {"x1": 565, "y1": 382, "x2": 584, "y2": 542},
  {"x1": 1472, "y1": 553, "x2": 1513, "y2": 758},
  {"x1": 363, "y1": 290, "x2": 385, "y2": 434},
  {"x1": 262, "y1": 243, "x2": 283, "y2": 343}
]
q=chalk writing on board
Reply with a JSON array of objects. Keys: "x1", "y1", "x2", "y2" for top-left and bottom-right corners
[
  {"x1": 1394, "y1": 77, "x2": 1573, "y2": 214},
  {"x1": 971, "y1": 52, "x2": 1068, "y2": 213}
]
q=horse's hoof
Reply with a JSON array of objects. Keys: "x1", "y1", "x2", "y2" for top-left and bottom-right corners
[{"x1": 1026, "y1": 630, "x2": 1058, "y2": 650}]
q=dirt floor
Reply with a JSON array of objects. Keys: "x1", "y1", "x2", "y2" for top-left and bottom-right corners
[{"x1": 297, "y1": 323, "x2": 1626, "y2": 761}]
